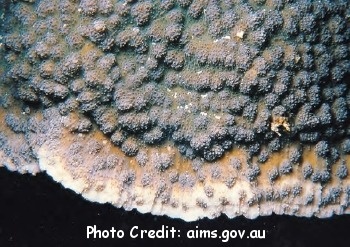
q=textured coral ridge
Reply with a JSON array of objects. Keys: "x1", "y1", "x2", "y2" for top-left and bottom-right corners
[{"x1": 1, "y1": 0, "x2": 350, "y2": 221}]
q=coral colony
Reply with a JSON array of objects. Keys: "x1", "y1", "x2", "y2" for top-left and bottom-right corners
[{"x1": 0, "y1": 0, "x2": 350, "y2": 221}]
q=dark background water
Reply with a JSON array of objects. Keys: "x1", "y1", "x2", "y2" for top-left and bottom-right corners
[{"x1": 0, "y1": 167, "x2": 349, "y2": 247}]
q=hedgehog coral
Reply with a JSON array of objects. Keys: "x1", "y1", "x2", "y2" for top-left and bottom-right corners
[{"x1": 0, "y1": 0, "x2": 350, "y2": 222}]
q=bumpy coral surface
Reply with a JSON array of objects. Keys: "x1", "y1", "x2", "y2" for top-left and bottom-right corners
[{"x1": 0, "y1": 0, "x2": 350, "y2": 221}]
